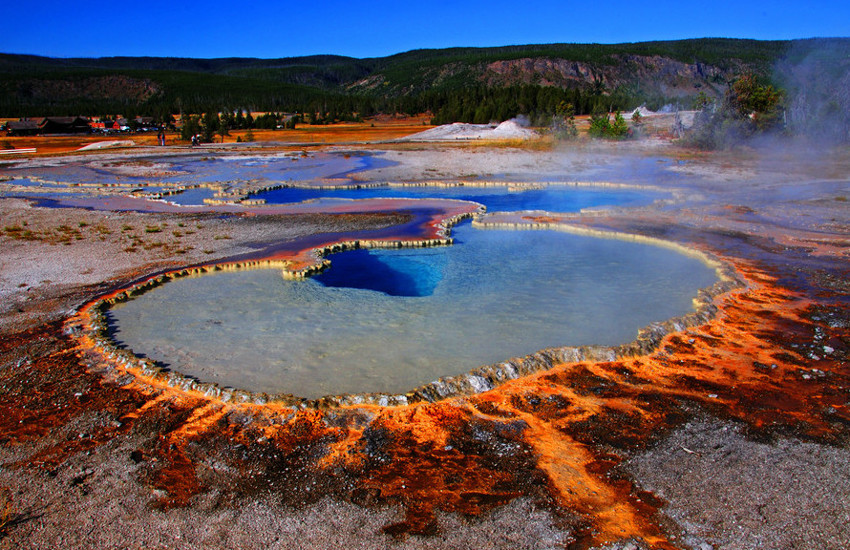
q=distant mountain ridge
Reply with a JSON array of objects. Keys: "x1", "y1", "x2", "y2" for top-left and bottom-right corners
[{"x1": 0, "y1": 38, "x2": 846, "y2": 122}]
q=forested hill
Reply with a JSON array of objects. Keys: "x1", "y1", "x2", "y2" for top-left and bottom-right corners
[{"x1": 0, "y1": 38, "x2": 845, "y2": 123}]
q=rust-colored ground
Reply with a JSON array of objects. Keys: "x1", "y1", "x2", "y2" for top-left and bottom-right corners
[
  {"x1": 0, "y1": 115, "x2": 435, "y2": 155},
  {"x1": 1, "y1": 209, "x2": 847, "y2": 548}
]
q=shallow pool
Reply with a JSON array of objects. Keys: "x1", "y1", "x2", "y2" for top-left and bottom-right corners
[
  {"x1": 106, "y1": 222, "x2": 717, "y2": 398},
  {"x1": 0, "y1": 152, "x2": 386, "y2": 197}
]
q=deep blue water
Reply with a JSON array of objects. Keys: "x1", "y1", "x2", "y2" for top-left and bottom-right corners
[
  {"x1": 255, "y1": 184, "x2": 663, "y2": 213},
  {"x1": 315, "y1": 247, "x2": 447, "y2": 297}
]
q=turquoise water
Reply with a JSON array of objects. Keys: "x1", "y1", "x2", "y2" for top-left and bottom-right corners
[{"x1": 106, "y1": 222, "x2": 717, "y2": 398}]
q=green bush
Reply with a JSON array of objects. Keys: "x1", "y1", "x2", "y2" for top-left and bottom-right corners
[{"x1": 588, "y1": 110, "x2": 630, "y2": 140}]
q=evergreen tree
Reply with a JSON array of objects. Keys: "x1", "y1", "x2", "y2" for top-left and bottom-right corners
[
  {"x1": 687, "y1": 74, "x2": 785, "y2": 149},
  {"x1": 200, "y1": 112, "x2": 218, "y2": 143},
  {"x1": 730, "y1": 74, "x2": 783, "y2": 131},
  {"x1": 217, "y1": 113, "x2": 231, "y2": 143},
  {"x1": 608, "y1": 111, "x2": 629, "y2": 139},
  {"x1": 180, "y1": 114, "x2": 201, "y2": 141},
  {"x1": 630, "y1": 109, "x2": 643, "y2": 126},
  {"x1": 588, "y1": 109, "x2": 610, "y2": 138}
]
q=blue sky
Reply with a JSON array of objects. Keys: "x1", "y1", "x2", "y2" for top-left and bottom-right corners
[{"x1": 2, "y1": 0, "x2": 848, "y2": 59}]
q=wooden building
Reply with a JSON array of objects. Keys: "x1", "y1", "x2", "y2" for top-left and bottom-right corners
[
  {"x1": 5, "y1": 120, "x2": 40, "y2": 136},
  {"x1": 38, "y1": 116, "x2": 91, "y2": 134}
]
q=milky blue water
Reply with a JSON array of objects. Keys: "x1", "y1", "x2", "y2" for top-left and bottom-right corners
[{"x1": 106, "y1": 222, "x2": 718, "y2": 398}]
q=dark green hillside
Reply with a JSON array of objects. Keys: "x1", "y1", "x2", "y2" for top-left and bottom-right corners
[
  {"x1": 0, "y1": 38, "x2": 840, "y2": 124},
  {"x1": 372, "y1": 38, "x2": 788, "y2": 76},
  {"x1": 0, "y1": 68, "x2": 348, "y2": 119},
  {"x1": 0, "y1": 53, "x2": 363, "y2": 75}
]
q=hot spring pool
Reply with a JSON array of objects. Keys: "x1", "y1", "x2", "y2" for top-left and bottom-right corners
[
  {"x1": 105, "y1": 222, "x2": 718, "y2": 398},
  {"x1": 254, "y1": 183, "x2": 664, "y2": 213}
]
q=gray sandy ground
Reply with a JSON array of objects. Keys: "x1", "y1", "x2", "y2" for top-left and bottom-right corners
[{"x1": 624, "y1": 420, "x2": 850, "y2": 550}]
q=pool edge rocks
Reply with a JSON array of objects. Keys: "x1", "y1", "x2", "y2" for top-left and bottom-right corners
[{"x1": 65, "y1": 215, "x2": 744, "y2": 410}]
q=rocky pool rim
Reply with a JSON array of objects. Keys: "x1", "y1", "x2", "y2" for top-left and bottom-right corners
[{"x1": 66, "y1": 211, "x2": 744, "y2": 410}]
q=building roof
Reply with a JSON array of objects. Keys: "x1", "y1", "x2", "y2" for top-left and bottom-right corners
[
  {"x1": 6, "y1": 120, "x2": 40, "y2": 130},
  {"x1": 41, "y1": 116, "x2": 90, "y2": 125}
]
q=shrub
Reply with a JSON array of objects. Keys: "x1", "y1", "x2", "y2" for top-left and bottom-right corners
[
  {"x1": 588, "y1": 110, "x2": 630, "y2": 140},
  {"x1": 686, "y1": 74, "x2": 784, "y2": 149},
  {"x1": 552, "y1": 101, "x2": 578, "y2": 140}
]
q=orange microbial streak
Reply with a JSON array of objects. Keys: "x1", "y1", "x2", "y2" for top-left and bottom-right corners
[{"x1": 3, "y1": 217, "x2": 847, "y2": 548}]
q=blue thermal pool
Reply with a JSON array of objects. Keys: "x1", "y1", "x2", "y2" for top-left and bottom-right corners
[
  {"x1": 105, "y1": 222, "x2": 718, "y2": 398},
  {"x1": 254, "y1": 184, "x2": 663, "y2": 213},
  {"x1": 1, "y1": 152, "x2": 667, "y2": 211}
]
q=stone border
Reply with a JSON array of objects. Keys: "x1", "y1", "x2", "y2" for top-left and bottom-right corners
[
  {"x1": 4, "y1": 173, "x2": 674, "y2": 209},
  {"x1": 67, "y1": 212, "x2": 744, "y2": 410}
]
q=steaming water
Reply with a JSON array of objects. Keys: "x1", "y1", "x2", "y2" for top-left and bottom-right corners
[{"x1": 106, "y1": 222, "x2": 717, "y2": 398}]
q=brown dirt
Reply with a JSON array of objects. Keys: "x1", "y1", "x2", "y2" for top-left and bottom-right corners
[{"x1": 1, "y1": 115, "x2": 435, "y2": 156}]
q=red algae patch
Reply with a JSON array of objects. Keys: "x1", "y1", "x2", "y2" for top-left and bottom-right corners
[
  {"x1": 2, "y1": 220, "x2": 849, "y2": 548},
  {"x1": 20, "y1": 253, "x2": 841, "y2": 547},
  {"x1": 54, "y1": 216, "x2": 745, "y2": 547}
]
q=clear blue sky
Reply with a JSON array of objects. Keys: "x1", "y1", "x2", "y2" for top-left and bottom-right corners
[{"x1": 2, "y1": 0, "x2": 848, "y2": 59}]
